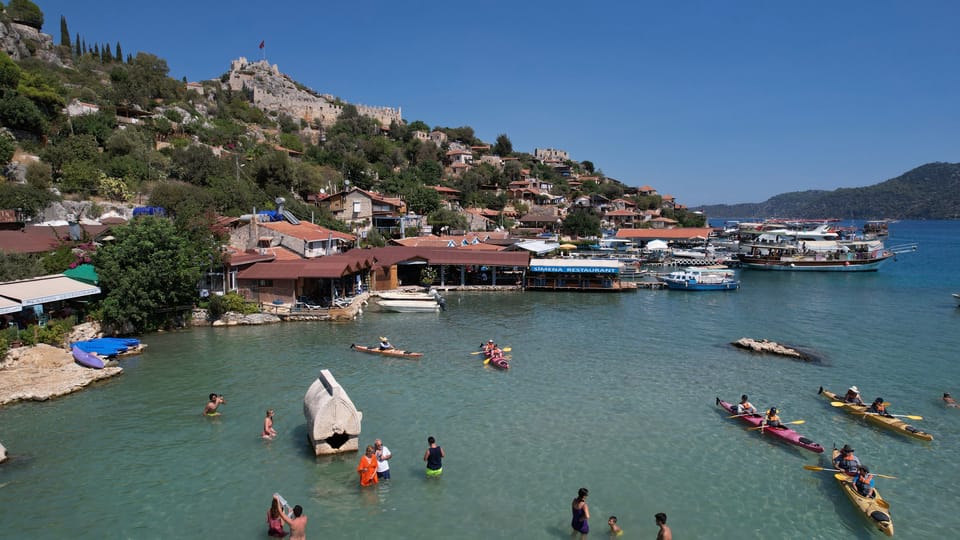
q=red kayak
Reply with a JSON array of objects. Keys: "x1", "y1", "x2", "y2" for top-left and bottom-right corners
[
  {"x1": 716, "y1": 397, "x2": 823, "y2": 453},
  {"x1": 486, "y1": 355, "x2": 509, "y2": 369}
]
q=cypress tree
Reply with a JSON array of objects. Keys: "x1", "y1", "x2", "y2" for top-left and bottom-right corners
[
  {"x1": 82, "y1": 39, "x2": 87, "y2": 55},
  {"x1": 60, "y1": 16, "x2": 70, "y2": 47},
  {"x1": 93, "y1": 43, "x2": 99, "y2": 59},
  {"x1": 102, "y1": 43, "x2": 112, "y2": 62},
  {"x1": 127, "y1": 53, "x2": 132, "y2": 64},
  {"x1": 74, "y1": 33, "x2": 80, "y2": 56},
  {"x1": 115, "y1": 42, "x2": 123, "y2": 63}
]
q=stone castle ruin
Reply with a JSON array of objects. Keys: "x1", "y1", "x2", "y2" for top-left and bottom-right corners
[{"x1": 226, "y1": 57, "x2": 402, "y2": 129}]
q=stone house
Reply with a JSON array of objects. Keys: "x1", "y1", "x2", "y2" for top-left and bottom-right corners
[{"x1": 314, "y1": 187, "x2": 406, "y2": 237}]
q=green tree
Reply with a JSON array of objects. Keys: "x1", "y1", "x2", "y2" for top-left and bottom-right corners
[
  {"x1": 59, "y1": 15, "x2": 70, "y2": 47},
  {"x1": 74, "y1": 34, "x2": 80, "y2": 57},
  {"x1": 427, "y1": 208, "x2": 467, "y2": 233},
  {"x1": 0, "y1": 252, "x2": 45, "y2": 282},
  {"x1": 7, "y1": 0, "x2": 44, "y2": 29},
  {"x1": 24, "y1": 160, "x2": 52, "y2": 189},
  {"x1": 0, "y1": 52, "x2": 22, "y2": 91},
  {"x1": 0, "y1": 130, "x2": 14, "y2": 165},
  {"x1": 562, "y1": 209, "x2": 601, "y2": 238},
  {"x1": 0, "y1": 92, "x2": 48, "y2": 134},
  {"x1": 581, "y1": 160, "x2": 595, "y2": 174},
  {"x1": 94, "y1": 216, "x2": 213, "y2": 332},
  {"x1": 115, "y1": 42, "x2": 123, "y2": 63},
  {"x1": 493, "y1": 133, "x2": 513, "y2": 156},
  {"x1": 404, "y1": 184, "x2": 441, "y2": 215}
]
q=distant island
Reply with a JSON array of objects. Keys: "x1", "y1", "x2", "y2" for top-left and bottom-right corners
[{"x1": 696, "y1": 162, "x2": 960, "y2": 219}]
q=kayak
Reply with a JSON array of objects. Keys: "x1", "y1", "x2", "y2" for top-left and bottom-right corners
[
  {"x1": 350, "y1": 344, "x2": 423, "y2": 358},
  {"x1": 818, "y1": 387, "x2": 933, "y2": 441},
  {"x1": 716, "y1": 397, "x2": 823, "y2": 453},
  {"x1": 486, "y1": 355, "x2": 510, "y2": 370},
  {"x1": 830, "y1": 448, "x2": 894, "y2": 536},
  {"x1": 72, "y1": 346, "x2": 104, "y2": 369}
]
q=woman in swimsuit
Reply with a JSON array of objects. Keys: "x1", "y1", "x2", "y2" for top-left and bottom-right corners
[
  {"x1": 571, "y1": 487, "x2": 590, "y2": 536},
  {"x1": 267, "y1": 496, "x2": 288, "y2": 537}
]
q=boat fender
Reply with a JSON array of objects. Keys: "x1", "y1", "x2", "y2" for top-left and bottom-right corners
[
  {"x1": 715, "y1": 397, "x2": 721, "y2": 405},
  {"x1": 870, "y1": 511, "x2": 891, "y2": 523}
]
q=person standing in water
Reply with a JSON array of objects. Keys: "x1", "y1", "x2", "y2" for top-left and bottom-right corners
[
  {"x1": 655, "y1": 512, "x2": 672, "y2": 540},
  {"x1": 263, "y1": 409, "x2": 277, "y2": 440},
  {"x1": 274, "y1": 496, "x2": 307, "y2": 540},
  {"x1": 423, "y1": 436, "x2": 444, "y2": 477},
  {"x1": 203, "y1": 393, "x2": 225, "y2": 416},
  {"x1": 571, "y1": 487, "x2": 589, "y2": 536}
]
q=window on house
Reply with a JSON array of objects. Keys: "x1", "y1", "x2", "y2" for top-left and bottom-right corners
[
  {"x1": 257, "y1": 279, "x2": 273, "y2": 287},
  {"x1": 353, "y1": 201, "x2": 362, "y2": 213}
]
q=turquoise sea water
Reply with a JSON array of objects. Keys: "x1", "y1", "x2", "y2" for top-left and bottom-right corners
[{"x1": 1, "y1": 220, "x2": 958, "y2": 539}]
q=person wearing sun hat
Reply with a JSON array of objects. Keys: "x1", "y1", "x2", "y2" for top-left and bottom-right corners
[
  {"x1": 833, "y1": 444, "x2": 861, "y2": 475},
  {"x1": 843, "y1": 385, "x2": 864, "y2": 405},
  {"x1": 378, "y1": 336, "x2": 393, "y2": 350}
]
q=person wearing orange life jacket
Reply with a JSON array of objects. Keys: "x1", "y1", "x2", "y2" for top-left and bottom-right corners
[
  {"x1": 736, "y1": 394, "x2": 757, "y2": 415},
  {"x1": 867, "y1": 397, "x2": 892, "y2": 417},
  {"x1": 854, "y1": 465, "x2": 876, "y2": 498},
  {"x1": 762, "y1": 407, "x2": 784, "y2": 428},
  {"x1": 833, "y1": 444, "x2": 861, "y2": 475},
  {"x1": 481, "y1": 339, "x2": 495, "y2": 355}
]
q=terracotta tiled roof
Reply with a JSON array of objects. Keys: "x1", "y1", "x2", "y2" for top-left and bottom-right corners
[
  {"x1": 430, "y1": 185, "x2": 461, "y2": 193},
  {"x1": 604, "y1": 209, "x2": 638, "y2": 217},
  {"x1": 259, "y1": 221, "x2": 355, "y2": 242},
  {"x1": 0, "y1": 224, "x2": 111, "y2": 254}
]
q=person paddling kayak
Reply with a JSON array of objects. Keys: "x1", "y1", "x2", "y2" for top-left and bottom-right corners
[
  {"x1": 855, "y1": 465, "x2": 877, "y2": 498},
  {"x1": 833, "y1": 444, "x2": 861, "y2": 475},
  {"x1": 378, "y1": 337, "x2": 393, "y2": 351},
  {"x1": 762, "y1": 407, "x2": 784, "y2": 428},
  {"x1": 844, "y1": 386, "x2": 864, "y2": 405},
  {"x1": 867, "y1": 397, "x2": 892, "y2": 417},
  {"x1": 736, "y1": 394, "x2": 757, "y2": 415}
]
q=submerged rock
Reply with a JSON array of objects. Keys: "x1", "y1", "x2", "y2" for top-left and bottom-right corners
[
  {"x1": 731, "y1": 338, "x2": 817, "y2": 362},
  {"x1": 1, "y1": 441, "x2": 6, "y2": 463}
]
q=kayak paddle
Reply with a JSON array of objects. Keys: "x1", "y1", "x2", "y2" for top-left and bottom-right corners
[
  {"x1": 832, "y1": 474, "x2": 892, "y2": 508},
  {"x1": 805, "y1": 465, "x2": 897, "y2": 479},
  {"x1": 748, "y1": 420, "x2": 805, "y2": 430},
  {"x1": 864, "y1": 412, "x2": 923, "y2": 420},
  {"x1": 831, "y1": 400, "x2": 891, "y2": 408},
  {"x1": 471, "y1": 347, "x2": 512, "y2": 355}
]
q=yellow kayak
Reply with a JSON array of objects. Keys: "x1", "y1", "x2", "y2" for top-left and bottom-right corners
[
  {"x1": 831, "y1": 449, "x2": 894, "y2": 536},
  {"x1": 818, "y1": 387, "x2": 933, "y2": 441}
]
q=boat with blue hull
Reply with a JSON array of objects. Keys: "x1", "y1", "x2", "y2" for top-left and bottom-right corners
[{"x1": 660, "y1": 266, "x2": 740, "y2": 291}]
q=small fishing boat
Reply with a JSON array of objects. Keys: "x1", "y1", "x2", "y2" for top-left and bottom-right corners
[
  {"x1": 72, "y1": 346, "x2": 104, "y2": 369},
  {"x1": 350, "y1": 344, "x2": 423, "y2": 358},
  {"x1": 818, "y1": 387, "x2": 933, "y2": 441},
  {"x1": 716, "y1": 398, "x2": 823, "y2": 453},
  {"x1": 953, "y1": 293, "x2": 960, "y2": 307},
  {"x1": 830, "y1": 448, "x2": 894, "y2": 536},
  {"x1": 661, "y1": 266, "x2": 739, "y2": 291}
]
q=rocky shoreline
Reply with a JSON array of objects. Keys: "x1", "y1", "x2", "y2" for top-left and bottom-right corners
[{"x1": 0, "y1": 343, "x2": 123, "y2": 407}]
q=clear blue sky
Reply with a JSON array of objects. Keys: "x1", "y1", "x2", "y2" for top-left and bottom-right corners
[{"x1": 35, "y1": 0, "x2": 960, "y2": 206}]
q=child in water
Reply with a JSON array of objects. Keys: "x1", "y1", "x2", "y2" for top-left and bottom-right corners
[{"x1": 608, "y1": 516, "x2": 623, "y2": 535}]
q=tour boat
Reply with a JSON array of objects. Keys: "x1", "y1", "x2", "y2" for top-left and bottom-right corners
[{"x1": 660, "y1": 266, "x2": 739, "y2": 291}]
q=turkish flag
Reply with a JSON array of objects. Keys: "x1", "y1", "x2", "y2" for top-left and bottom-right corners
[{"x1": 258, "y1": 40, "x2": 265, "y2": 49}]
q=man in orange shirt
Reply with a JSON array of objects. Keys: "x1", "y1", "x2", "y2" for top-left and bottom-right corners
[{"x1": 357, "y1": 445, "x2": 379, "y2": 487}]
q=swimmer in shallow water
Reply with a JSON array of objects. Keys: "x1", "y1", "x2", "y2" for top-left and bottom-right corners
[{"x1": 203, "y1": 393, "x2": 225, "y2": 416}]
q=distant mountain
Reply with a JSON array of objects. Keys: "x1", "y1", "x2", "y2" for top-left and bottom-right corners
[{"x1": 696, "y1": 163, "x2": 960, "y2": 219}]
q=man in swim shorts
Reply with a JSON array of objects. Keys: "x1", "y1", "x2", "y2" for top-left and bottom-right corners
[
  {"x1": 424, "y1": 436, "x2": 444, "y2": 477},
  {"x1": 203, "y1": 393, "x2": 225, "y2": 416}
]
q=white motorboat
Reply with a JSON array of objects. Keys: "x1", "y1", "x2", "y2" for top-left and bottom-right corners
[
  {"x1": 377, "y1": 289, "x2": 442, "y2": 301},
  {"x1": 954, "y1": 293, "x2": 960, "y2": 307},
  {"x1": 377, "y1": 299, "x2": 441, "y2": 313}
]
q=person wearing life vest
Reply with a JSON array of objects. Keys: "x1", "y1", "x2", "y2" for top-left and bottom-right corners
[
  {"x1": 855, "y1": 465, "x2": 876, "y2": 498},
  {"x1": 482, "y1": 339, "x2": 495, "y2": 355},
  {"x1": 378, "y1": 337, "x2": 393, "y2": 351},
  {"x1": 763, "y1": 407, "x2": 783, "y2": 428},
  {"x1": 833, "y1": 444, "x2": 861, "y2": 475},
  {"x1": 736, "y1": 394, "x2": 757, "y2": 415},
  {"x1": 844, "y1": 386, "x2": 864, "y2": 405},
  {"x1": 867, "y1": 397, "x2": 892, "y2": 417}
]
